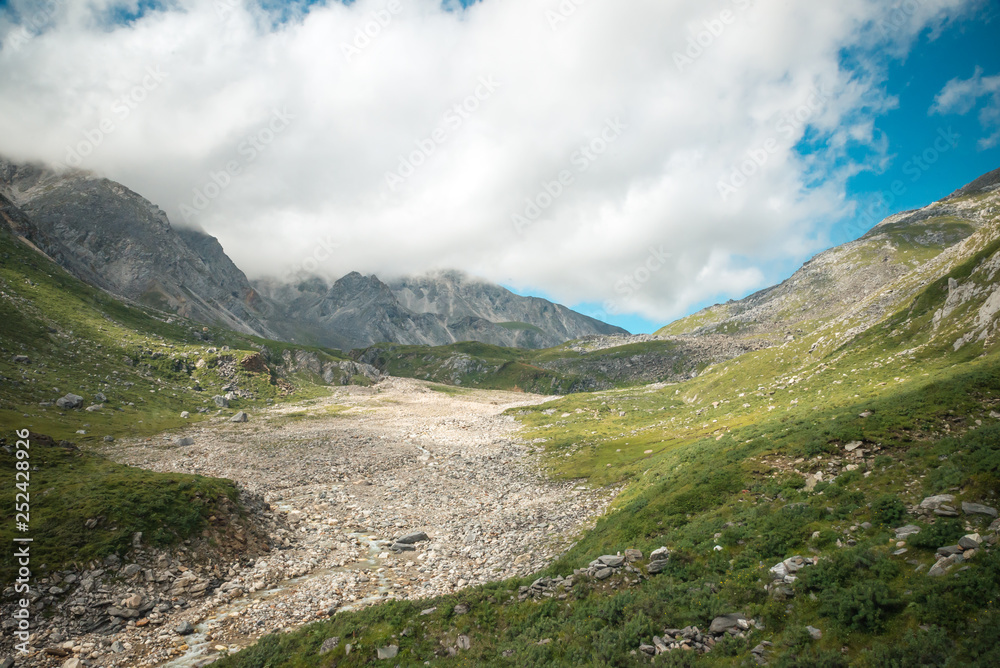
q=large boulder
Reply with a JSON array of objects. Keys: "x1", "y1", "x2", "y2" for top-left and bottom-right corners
[
  {"x1": 709, "y1": 613, "x2": 747, "y2": 635},
  {"x1": 56, "y1": 393, "x2": 84, "y2": 409},
  {"x1": 395, "y1": 531, "x2": 429, "y2": 545}
]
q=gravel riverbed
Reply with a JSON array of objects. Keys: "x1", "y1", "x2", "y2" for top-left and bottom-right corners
[{"x1": 10, "y1": 379, "x2": 618, "y2": 667}]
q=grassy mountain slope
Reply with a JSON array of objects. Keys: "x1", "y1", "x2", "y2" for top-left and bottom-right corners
[
  {"x1": 0, "y1": 223, "x2": 358, "y2": 578},
  {"x1": 212, "y1": 175, "x2": 1000, "y2": 667}
]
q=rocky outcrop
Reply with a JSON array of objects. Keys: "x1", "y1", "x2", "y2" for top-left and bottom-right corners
[{"x1": 0, "y1": 158, "x2": 276, "y2": 338}]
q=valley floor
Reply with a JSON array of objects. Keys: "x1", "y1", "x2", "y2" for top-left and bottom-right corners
[{"x1": 76, "y1": 379, "x2": 617, "y2": 667}]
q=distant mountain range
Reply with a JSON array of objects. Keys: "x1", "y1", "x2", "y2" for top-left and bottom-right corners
[{"x1": 0, "y1": 158, "x2": 626, "y2": 350}]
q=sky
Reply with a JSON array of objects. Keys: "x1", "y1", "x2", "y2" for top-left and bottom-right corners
[{"x1": 1, "y1": 0, "x2": 999, "y2": 335}]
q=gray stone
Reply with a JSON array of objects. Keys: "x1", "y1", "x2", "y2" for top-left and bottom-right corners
[
  {"x1": 175, "y1": 436, "x2": 195, "y2": 446},
  {"x1": 395, "y1": 531, "x2": 430, "y2": 544},
  {"x1": 937, "y1": 545, "x2": 963, "y2": 557},
  {"x1": 456, "y1": 635, "x2": 471, "y2": 650},
  {"x1": 110, "y1": 641, "x2": 125, "y2": 654},
  {"x1": 230, "y1": 411, "x2": 248, "y2": 423},
  {"x1": 453, "y1": 604, "x2": 469, "y2": 615},
  {"x1": 598, "y1": 555, "x2": 625, "y2": 568},
  {"x1": 377, "y1": 645, "x2": 398, "y2": 660},
  {"x1": 319, "y1": 637, "x2": 340, "y2": 654},
  {"x1": 894, "y1": 525, "x2": 921, "y2": 539},
  {"x1": 174, "y1": 621, "x2": 195, "y2": 635},
  {"x1": 108, "y1": 606, "x2": 139, "y2": 619},
  {"x1": 213, "y1": 395, "x2": 229, "y2": 408},
  {"x1": 391, "y1": 542, "x2": 416, "y2": 552},
  {"x1": 94, "y1": 392, "x2": 107, "y2": 403},
  {"x1": 647, "y1": 559, "x2": 669, "y2": 574},
  {"x1": 594, "y1": 567, "x2": 613, "y2": 580},
  {"x1": 709, "y1": 613, "x2": 746, "y2": 634},
  {"x1": 180, "y1": 411, "x2": 190, "y2": 418},
  {"x1": 62, "y1": 659, "x2": 82, "y2": 668},
  {"x1": 123, "y1": 564, "x2": 143, "y2": 577},
  {"x1": 56, "y1": 393, "x2": 84, "y2": 409},
  {"x1": 920, "y1": 494, "x2": 955, "y2": 510},
  {"x1": 962, "y1": 502, "x2": 998, "y2": 518},
  {"x1": 624, "y1": 549, "x2": 643, "y2": 562},
  {"x1": 806, "y1": 626, "x2": 822, "y2": 640},
  {"x1": 420, "y1": 607, "x2": 437, "y2": 615},
  {"x1": 649, "y1": 546, "x2": 670, "y2": 561},
  {"x1": 12, "y1": 355, "x2": 30, "y2": 364},
  {"x1": 959, "y1": 534, "x2": 982, "y2": 550},
  {"x1": 85, "y1": 404, "x2": 103, "y2": 412},
  {"x1": 638, "y1": 644, "x2": 656, "y2": 656},
  {"x1": 103, "y1": 435, "x2": 114, "y2": 442}
]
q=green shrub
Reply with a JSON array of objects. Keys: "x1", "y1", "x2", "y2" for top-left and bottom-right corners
[
  {"x1": 819, "y1": 580, "x2": 901, "y2": 632},
  {"x1": 908, "y1": 519, "x2": 965, "y2": 549},
  {"x1": 870, "y1": 493, "x2": 907, "y2": 526},
  {"x1": 858, "y1": 627, "x2": 954, "y2": 667}
]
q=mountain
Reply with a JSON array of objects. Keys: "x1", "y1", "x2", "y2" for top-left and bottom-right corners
[
  {"x1": 657, "y1": 166, "x2": 1000, "y2": 356},
  {"x1": 0, "y1": 158, "x2": 626, "y2": 351},
  {"x1": 0, "y1": 159, "x2": 276, "y2": 338},
  {"x1": 254, "y1": 270, "x2": 628, "y2": 351}
]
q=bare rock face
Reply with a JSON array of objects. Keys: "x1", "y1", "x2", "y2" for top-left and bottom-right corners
[
  {"x1": 0, "y1": 158, "x2": 276, "y2": 339},
  {"x1": 254, "y1": 270, "x2": 628, "y2": 352}
]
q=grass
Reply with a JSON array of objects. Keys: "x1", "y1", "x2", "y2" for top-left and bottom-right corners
[{"x1": 0, "y1": 228, "x2": 354, "y2": 576}]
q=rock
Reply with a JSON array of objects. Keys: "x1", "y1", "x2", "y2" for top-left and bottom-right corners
[
  {"x1": 123, "y1": 593, "x2": 143, "y2": 608},
  {"x1": 62, "y1": 659, "x2": 83, "y2": 668},
  {"x1": 649, "y1": 546, "x2": 670, "y2": 561},
  {"x1": 709, "y1": 613, "x2": 746, "y2": 634},
  {"x1": 937, "y1": 545, "x2": 963, "y2": 557},
  {"x1": 420, "y1": 607, "x2": 437, "y2": 615},
  {"x1": 213, "y1": 395, "x2": 229, "y2": 408},
  {"x1": 175, "y1": 621, "x2": 195, "y2": 635},
  {"x1": 95, "y1": 392, "x2": 107, "y2": 402},
  {"x1": 123, "y1": 563, "x2": 142, "y2": 576},
  {"x1": 647, "y1": 559, "x2": 669, "y2": 574},
  {"x1": 920, "y1": 494, "x2": 955, "y2": 510},
  {"x1": 319, "y1": 637, "x2": 340, "y2": 654},
  {"x1": 103, "y1": 435, "x2": 114, "y2": 442},
  {"x1": 56, "y1": 393, "x2": 84, "y2": 409},
  {"x1": 181, "y1": 411, "x2": 190, "y2": 418},
  {"x1": 962, "y1": 502, "x2": 998, "y2": 518},
  {"x1": 85, "y1": 404, "x2": 103, "y2": 412},
  {"x1": 844, "y1": 441, "x2": 863, "y2": 451},
  {"x1": 806, "y1": 626, "x2": 822, "y2": 640},
  {"x1": 377, "y1": 645, "x2": 398, "y2": 660},
  {"x1": 230, "y1": 411, "x2": 248, "y2": 423},
  {"x1": 894, "y1": 525, "x2": 921, "y2": 539},
  {"x1": 176, "y1": 436, "x2": 195, "y2": 446},
  {"x1": 12, "y1": 355, "x2": 30, "y2": 364},
  {"x1": 598, "y1": 555, "x2": 625, "y2": 568},
  {"x1": 391, "y1": 542, "x2": 416, "y2": 552},
  {"x1": 928, "y1": 557, "x2": 954, "y2": 577},
  {"x1": 453, "y1": 603, "x2": 470, "y2": 615},
  {"x1": 624, "y1": 549, "x2": 643, "y2": 562},
  {"x1": 0, "y1": 659, "x2": 12, "y2": 668},
  {"x1": 456, "y1": 634, "x2": 471, "y2": 650},
  {"x1": 990, "y1": 518, "x2": 1000, "y2": 533},
  {"x1": 959, "y1": 534, "x2": 982, "y2": 550},
  {"x1": 594, "y1": 567, "x2": 613, "y2": 580},
  {"x1": 111, "y1": 641, "x2": 125, "y2": 653},
  {"x1": 639, "y1": 644, "x2": 656, "y2": 656},
  {"x1": 395, "y1": 531, "x2": 430, "y2": 544},
  {"x1": 108, "y1": 606, "x2": 140, "y2": 619}
]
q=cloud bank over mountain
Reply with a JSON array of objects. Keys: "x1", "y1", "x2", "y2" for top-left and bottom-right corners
[{"x1": 0, "y1": 0, "x2": 973, "y2": 322}]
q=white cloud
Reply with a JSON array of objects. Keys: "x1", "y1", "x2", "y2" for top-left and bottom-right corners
[
  {"x1": 932, "y1": 66, "x2": 1000, "y2": 149},
  {"x1": 0, "y1": 0, "x2": 971, "y2": 323}
]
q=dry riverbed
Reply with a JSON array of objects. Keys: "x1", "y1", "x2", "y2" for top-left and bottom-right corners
[{"x1": 13, "y1": 379, "x2": 618, "y2": 667}]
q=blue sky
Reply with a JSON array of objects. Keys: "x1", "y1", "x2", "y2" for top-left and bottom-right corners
[
  {"x1": 565, "y1": 3, "x2": 1000, "y2": 335},
  {"x1": 2, "y1": 0, "x2": 999, "y2": 336}
]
